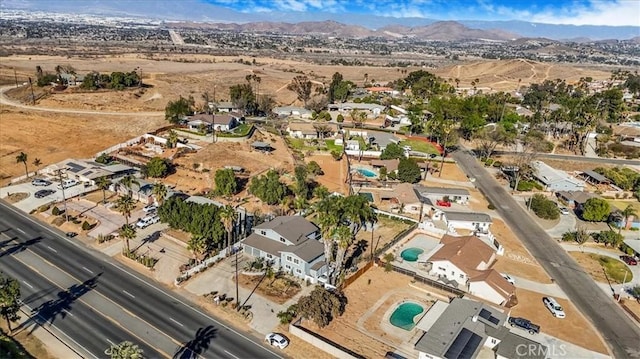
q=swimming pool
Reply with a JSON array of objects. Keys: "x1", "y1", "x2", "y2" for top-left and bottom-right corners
[
  {"x1": 389, "y1": 302, "x2": 424, "y2": 330},
  {"x1": 401, "y1": 248, "x2": 424, "y2": 262},
  {"x1": 356, "y1": 168, "x2": 377, "y2": 178}
]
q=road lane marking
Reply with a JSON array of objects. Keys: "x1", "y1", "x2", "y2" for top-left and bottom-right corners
[
  {"x1": 224, "y1": 350, "x2": 240, "y2": 359},
  {"x1": 0, "y1": 203, "x2": 281, "y2": 359},
  {"x1": 122, "y1": 290, "x2": 135, "y2": 299},
  {"x1": 22, "y1": 280, "x2": 34, "y2": 289},
  {"x1": 106, "y1": 338, "x2": 115, "y2": 346},
  {"x1": 16, "y1": 228, "x2": 25, "y2": 234},
  {"x1": 169, "y1": 317, "x2": 184, "y2": 327},
  {"x1": 47, "y1": 245, "x2": 58, "y2": 253},
  {"x1": 82, "y1": 266, "x2": 94, "y2": 274},
  {"x1": 62, "y1": 309, "x2": 75, "y2": 317}
]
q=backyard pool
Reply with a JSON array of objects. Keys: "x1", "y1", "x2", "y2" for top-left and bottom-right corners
[
  {"x1": 389, "y1": 302, "x2": 424, "y2": 330},
  {"x1": 401, "y1": 248, "x2": 424, "y2": 262},
  {"x1": 356, "y1": 168, "x2": 377, "y2": 178}
]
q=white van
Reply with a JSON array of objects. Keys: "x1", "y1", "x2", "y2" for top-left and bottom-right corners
[
  {"x1": 136, "y1": 215, "x2": 159, "y2": 229},
  {"x1": 57, "y1": 179, "x2": 78, "y2": 190}
]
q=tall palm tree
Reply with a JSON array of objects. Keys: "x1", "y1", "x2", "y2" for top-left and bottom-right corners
[
  {"x1": 105, "y1": 340, "x2": 144, "y2": 359},
  {"x1": 32, "y1": 158, "x2": 41, "y2": 175},
  {"x1": 333, "y1": 225, "x2": 352, "y2": 282},
  {"x1": 152, "y1": 182, "x2": 167, "y2": 206},
  {"x1": 116, "y1": 195, "x2": 136, "y2": 227},
  {"x1": 120, "y1": 175, "x2": 140, "y2": 197},
  {"x1": 15, "y1": 152, "x2": 28, "y2": 178},
  {"x1": 187, "y1": 234, "x2": 209, "y2": 263},
  {"x1": 118, "y1": 224, "x2": 136, "y2": 254},
  {"x1": 293, "y1": 196, "x2": 308, "y2": 215},
  {"x1": 619, "y1": 205, "x2": 638, "y2": 233},
  {"x1": 96, "y1": 176, "x2": 111, "y2": 204},
  {"x1": 219, "y1": 205, "x2": 238, "y2": 250}
]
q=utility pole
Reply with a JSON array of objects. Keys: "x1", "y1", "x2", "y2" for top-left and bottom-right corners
[
  {"x1": 28, "y1": 77, "x2": 35, "y2": 105},
  {"x1": 13, "y1": 68, "x2": 18, "y2": 88},
  {"x1": 56, "y1": 168, "x2": 69, "y2": 222}
]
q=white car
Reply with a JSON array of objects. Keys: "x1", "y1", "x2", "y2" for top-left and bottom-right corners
[
  {"x1": 559, "y1": 207, "x2": 570, "y2": 215},
  {"x1": 143, "y1": 204, "x2": 158, "y2": 213},
  {"x1": 136, "y1": 215, "x2": 159, "y2": 229},
  {"x1": 543, "y1": 296, "x2": 566, "y2": 318},
  {"x1": 501, "y1": 273, "x2": 515, "y2": 285},
  {"x1": 32, "y1": 178, "x2": 52, "y2": 186},
  {"x1": 57, "y1": 178, "x2": 78, "y2": 189},
  {"x1": 265, "y1": 332, "x2": 289, "y2": 349}
]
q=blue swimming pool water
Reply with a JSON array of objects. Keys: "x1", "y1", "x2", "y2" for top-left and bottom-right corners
[
  {"x1": 401, "y1": 248, "x2": 424, "y2": 262},
  {"x1": 390, "y1": 302, "x2": 424, "y2": 330},
  {"x1": 356, "y1": 168, "x2": 377, "y2": 178}
]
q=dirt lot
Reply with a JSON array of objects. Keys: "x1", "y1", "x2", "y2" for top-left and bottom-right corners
[
  {"x1": 509, "y1": 288, "x2": 608, "y2": 354},
  {"x1": 491, "y1": 219, "x2": 552, "y2": 283},
  {"x1": 354, "y1": 216, "x2": 414, "y2": 257},
  {"x1": 305, "y1": 153, "x2": 348, "y2": 194},
  {"x1": 569, "y1": 252, "x2": 633, "y2": 284},
  {"x1": 236, "y1": 273, "x2": 302, "y2": 305}
]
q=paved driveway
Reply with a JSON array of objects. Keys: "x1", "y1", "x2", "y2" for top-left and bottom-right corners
[
  {"x1": 0, "y1": 180, "x2": 97, "y2": 213},
  {"x1": 65, "y1": 199, "x2": 146, "y2": 238}
]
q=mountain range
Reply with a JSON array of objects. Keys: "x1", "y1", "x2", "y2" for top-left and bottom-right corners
[{"x1": 1, "y1": 0, "x2": 639, "y2": 40}]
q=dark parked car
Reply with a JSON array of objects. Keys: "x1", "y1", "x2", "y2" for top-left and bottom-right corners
[
  {"x1": 508, "y1": 317, "x2": 540, "y2": 334},
  {"x1": 620, "y1": 255, "x2": 638, "y2": 266},
  {"x1": 34, "y1": 189, "x2": 55, "y2": 198},
  {"x1": 65, "y1": 232, "x2": 78, "y2": 238}
]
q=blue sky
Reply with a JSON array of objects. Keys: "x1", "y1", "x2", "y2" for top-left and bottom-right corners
[{"x1": 202, "y1": 0, "x2": 640, "y2": 26}]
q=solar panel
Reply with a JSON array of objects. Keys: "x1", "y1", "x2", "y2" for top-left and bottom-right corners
[
  {"x1": 444, "y1": 328, "x2": 483, "y2": 359},
  {"x1": 65, "y1": 162, "x2": 85, "y2": 173},
  {"x1": 479, "y1": 308, "x2": 500, "y2": 325}
]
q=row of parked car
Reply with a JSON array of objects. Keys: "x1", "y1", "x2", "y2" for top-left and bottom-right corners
[{"x1": 508, "y1": 296, "x2": 566, "y2": 335}]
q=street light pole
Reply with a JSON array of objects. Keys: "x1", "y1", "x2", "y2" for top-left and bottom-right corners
[{"x1": 56, "y1": 168, "x2": 69, "y2": 222}]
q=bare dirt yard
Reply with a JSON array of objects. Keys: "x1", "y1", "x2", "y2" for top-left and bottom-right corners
[
  {"x1": 305, "y1": 153, "x2": 348, "y2": 194},
  {"x1": 569, "y1": 252, "x2": 633, "y2": 285},
  {"x1": 509, "y1": 288, "x2": 608, "y2": 354}
]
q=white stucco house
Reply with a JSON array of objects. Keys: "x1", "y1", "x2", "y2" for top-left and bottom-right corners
[
  {"x1": 273, "y1": 106, "x2": 313, "y2": 119},
  {"x1": 427, "y1": 235, "x2": 515, "y2": 306},
  {"x1": 415, "y1": 186, "x2": 471, "y2": 205},
  {"x1": 241, "y1": 216, "x2": 327, "y2": 283},
  {"x1": 287, "y1": 122, "x2": 338, "y2": 139},
  {"x1": 186, "y1": 113, "x2": 240, "y2": 132},
  {"x1": 437, "y1": 211, "x2": 493, "y2": 233}
]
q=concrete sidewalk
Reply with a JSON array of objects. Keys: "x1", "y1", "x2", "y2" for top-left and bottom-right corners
[{"x1": 510, "y1": 275, "x2": 568, "y2": 299}]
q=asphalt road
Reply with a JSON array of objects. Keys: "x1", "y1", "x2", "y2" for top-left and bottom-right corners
[
  {"x1": 0, "y1": 200, "x2": 282, "y2": 359},
  {"x1": 494, "y1": 150, "x2": 640, "y2": 165},
  {"x1": 453, "y1": 149, "x2": 640, "y2": 359}
]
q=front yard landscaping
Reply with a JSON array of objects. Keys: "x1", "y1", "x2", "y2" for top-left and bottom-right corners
[
  {"x1": 570, "y1": 252, "x2": 633, "y2": 284},
  {"x1": 237, "y1": 272, "x2": 302, "y2": 305},
  {"x1": 399, "y1": 139, "x2": 439, "y2": 154}
]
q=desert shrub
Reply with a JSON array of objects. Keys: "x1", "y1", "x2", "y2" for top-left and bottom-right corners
[
  {"x1": 52, "y1": 206, "x2": 60, "y2": 216},
  {"x1": 488, "y1": 203, "x2": 496, "y2": 210},
  {"x1": 38, "y1": 204, "x2": 51, "y2": 212},
  {"x1": 484, "y1": 158, "x2": 494, "y2": 166},
  {"x1": 51, "y1": 217, "x2": 64, "y2": 226},
  {"x1": 336, "y1": 114, "x2": 344, "y2": 123},
  {"x1": 82, "y1": 221, "x2": 91, "y2": 231},
  {"x1": 331, "y1": 150, "x2": 343, "y2": 161},
  {"x1": 492, "y1": 161, "x2": 503, "y2": 168},
  {"x1": 517, "y1": 180, "x2": 536, "y2": 191},
  {"x1": 527, "y1": 194, "x2": 559, "y2": 220}
]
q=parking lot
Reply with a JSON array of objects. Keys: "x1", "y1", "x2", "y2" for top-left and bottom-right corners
[{"x1": 0, "y1": 176, "x2": 96, "y2": 213}]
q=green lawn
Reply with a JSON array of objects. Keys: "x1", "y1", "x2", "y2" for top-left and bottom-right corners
[
  {"x1": 325, "y1": 139, "x2": 342, "y2": 152},
  {"x1": 607, "y1": 200, "x2": 640, "y2": 212},
  {"x1": 399, "y1": 140, "x2": 439, "y2": 154},
  {"x1": 218, "y1": 123, "x2": 253, "y2": 137},
  {"x1": 596, "y1": 254, "x2": 633, "y2": 283}
]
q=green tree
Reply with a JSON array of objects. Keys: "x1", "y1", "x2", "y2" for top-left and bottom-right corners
[
  {"x1": 230, "y1": 83, "x2": 256, "y2": 115},
  {"x1": 116, "y1": 195, "x2": 136, "y2": 227},
  {"x1": 306, "y1": 161, "x2": 324, "y2": 176},
  {"x1": 336, "y1": 114, "x2": 344, "y2": 123},
  {"x1": 527, "y1": 194, "x2": 560, "y2": 220},
  {"x1": 296, "y1": 286, "x2": 346, "y2": 328},
  {"x1": 582, "y1": 198, "x2": 611, "y2": 222},
  {"x1": 214, "y1": 169, "x2": 238, "y2": 196},
  {"x1": 15, "y1": 152, "x2": 28, "y2": 178},
  {"x1": 630, "y1": 285, "x2": 640, "y2": 300},
  {"x1": 618, "y1": 204, "x2": 638, "y2": 233},
  {"x1": 157, "y1": 197, "x2": 225, "y2": 247},
  {"x1": 249, "y1": 169, "x2": 287, "y2": 205},
  {"x1": 152, "y1": 182, "x2": 167, "y2": 205},
  {"x1": 105, "y1": 340, "x2": 144, "y2": 359},
  {"x1": 380, "y1": 143, "x2": 404, "y2": 160},
  {"x1": 96, "y1": 176, "x2": 111, "y2": 204},
  {"x1": 313, "y1": 185, "x2": 330, "y2": 200},
  {"x1": 144, "y1": 157, "x2": 172, "y2": 178},
  {"x1": 187, "y1": 234, "x2": 210, "y2": 263},
  {"x1": 118, "y1": 224, "x2": 136, "y2": 254},
  {"x1": 287, "y1": 75, "x2": 312, "y2": 106},
  {"x1": 165, "y1": 96, "x2": 193, "y2": 124},
  {"x1": 593, "y1": 230, "x2": 624, "y2": 248},
  {"x1": 219, "y1": 205, "x2": 238, "y2": 249},
  {"x1": 397, "y1": 158, "x2": 421, "y2": 183},
  {"x1": 0, "y1": 272, "x2": 21, "y2": 333},
  {"x1": 333, "y1": 225, "x2": 352, "y2": 279},
  {"x1": 294, "y1": 165, "x2": 310, "y2": 199}
]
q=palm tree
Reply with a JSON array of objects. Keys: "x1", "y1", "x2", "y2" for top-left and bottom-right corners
[
  {"x1": 32, "y1": 158, "x2": 41, "y2": 175},
  {"x1": 105, "y1": 340, "x2": 144, "y2": 359},
  {"x1": 333, "y1": 225, "x2": 352, "y2": 282},
  {"x1": 265, "y1": 262, "x2": 276, "y2": 287},
  {"x1": 313, "y1": 186, "x2": 330, "y2": 200},
  {"x1": 116, "y1": 195, "x2": 136, "y2": 227},
  {"x1": 120, "y1": 175, "x2": 140, "y2": 197},
  {"x1": 187, "y1": 234, "x2": 209, "y2": 263},
  {"x1": 219, "y1": 205, "x2": 238, "y2": 250},
  {"x1": 118, "y1": 224, "x2": 136, "y2": 254},
  {"x1": 15, "y1": 152, "x2": 28, "y2": 178},
  {"x1": 152, "y1": 182, "x2": 167, "y2": 206},
  {"x1": 96, "y1": 176, "x2": 111, "y2": 204},
  {"x1": 619, "y1": 205, "x2": 638, "y2": 233}
]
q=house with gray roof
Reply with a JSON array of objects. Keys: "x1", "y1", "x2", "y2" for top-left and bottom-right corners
[
  {"x1": 415, "y1": 186, "x2": 471, "y2": 205},
  {"x1": 241, "y1": 216, "x2": 327, "y2": 282},
  {"x1": 440, "y1": 211, "x2": 493, "y2": 233},
  {"x1": 531, "y1": 161, "x2": 585, "y2": 192},
  {"x1": 414, "y1": 298, "x2": 546, "y2": 359}
]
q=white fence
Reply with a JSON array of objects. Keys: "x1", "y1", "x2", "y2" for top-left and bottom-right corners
[
  {"x1": 374, "y1": 208, "x2": 419, "y2": 223},
  {"x1": 174, "y1": 247, "x2": 231, "y2": 285}
]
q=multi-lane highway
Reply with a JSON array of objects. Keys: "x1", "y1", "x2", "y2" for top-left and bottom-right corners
[
  {"x1": 0, "y1": 200, "x2": 281, "y2": 359},
  {"x1": 453, "y1": 149, "x2": 640, "y2": 359}
]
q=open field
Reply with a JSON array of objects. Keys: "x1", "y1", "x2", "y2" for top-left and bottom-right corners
[
  {"x1": 569, "y1": 252, "x2": 633, "y2": 284},
  {"x1": 607, "y1": 200, "x2": 640, "y2": 212}
]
